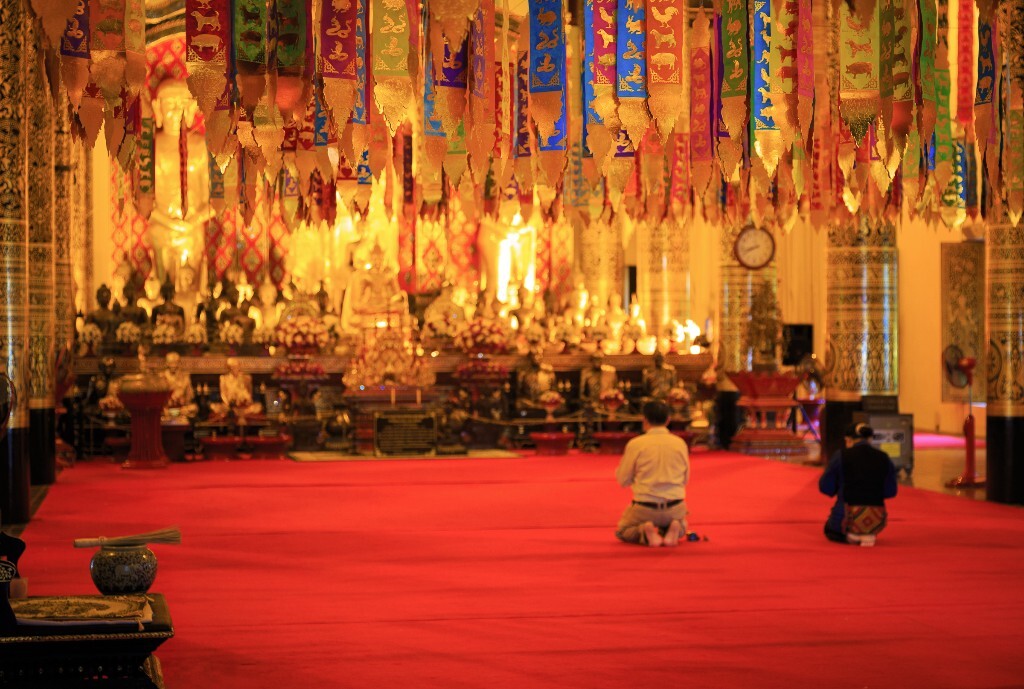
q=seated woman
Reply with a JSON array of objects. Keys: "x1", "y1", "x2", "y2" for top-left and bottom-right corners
[{"x1": 819, "y1": 422, "x2": 898, "y2": 546}]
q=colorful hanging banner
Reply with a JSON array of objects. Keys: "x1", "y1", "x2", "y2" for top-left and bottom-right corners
[
  {"x1": 752, "y1": 0, "x2": 782, "y2": 179},
  {"x1": 956, "y1": 0, "x2": 975, "y2": 132},
  {"x1": 320, "y1": 0, "x2": 360, "y2": 131},
  {"x1": 124, "y1": 0, "x2": 146, "y2": 97},
  {"x1": 719, "y1": 0, "x2": 747, "y2": 179},
  {"x1": 185, "y1": 0, "x2": 229, "y2": 119},
  {"x1": 616, "y1": 0, "x2": 649, "y2": 148},
  {"x1": 919, "y1": 0, "x2": 938, "y2": 148},
  {"x1": 583, "y1": 0, "x2": 601, "y2": 155},
  {"x1": 273, "y1": 0, "x2": 309, "y2": 118},
  {"x1": 135, "y1": 110, "x2": 155, "y2": 219},
  {"x1": 1007, "y1": 80, "x2": 1024, "y2": 225},
  {"x1": 796, "y1": 0, "x2": 814, "y2": 147},
  {"x1": 647, "y1": 0, "x2": 684, "y2": 141},
  {"x1": 529, "y1": 0, "x2": 567, "y2": 177},
  {"x1": 975, "y1": 20, "x2": 996, "y2": 151},
  {"x1": 592, "y1": 0, "x2": 618, "y2": 134},
  {"x1": 436, "y1": 35, "x2": 468, "y2": 140},
  {"x1": 890, "y1": 0, "x2": 914, "y2": 147},
  {"x1": 468, "y1": 0, "x2": 496, "y2": 184},
  {"x1": 89, "y1": 0, "x2": 126, "y2": 109},
  {"x1": 933, "y1": 0, "x2": 953, "y2": 194},
  {"x1": 838, "y1": 2, "x2": 880, "y2": 146},
  {"x1": 371, "y1": 0, "x2": 413, "y2": 134},
  {"x1": 423, "y1": 43, "x2": 446, "y2": 182},
  {"x1": 234, "y1": 0, "x2": 269, "y2": 108},
  {"x1": 60, "y1": 0, "x2": 90, "y2": 110},
  {"x1": 689, "y1": 8, "x2": 713, "y2": 196}
]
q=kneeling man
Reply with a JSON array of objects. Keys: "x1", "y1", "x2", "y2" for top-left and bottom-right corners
[{"x1": 615, "y1": 400, "x2": 690, "y2": 547}]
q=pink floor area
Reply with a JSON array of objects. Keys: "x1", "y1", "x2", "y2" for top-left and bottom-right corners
[
  {"x1": 17, "y1": 450, "x2": 1024, "y2": 688},
  {"x1": 914, "y1": 432, "x2": 986, "y2": 449}
]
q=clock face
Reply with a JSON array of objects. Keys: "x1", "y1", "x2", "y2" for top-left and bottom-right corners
[{"x1": 734, "y1": 226, "x2": 775, "y2": 269}]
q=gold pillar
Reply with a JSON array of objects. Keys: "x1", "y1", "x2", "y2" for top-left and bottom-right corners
[
  {"x1": 637, "y1": 217, "x2": 690, "y2": 336},
  {"x1": 54, "y1": 91, "x2": 74, "y2": 374},
  {"x1": 0, "y1": 0, "x2": 31, "y2": 522},
  {"x1": 718, "y1": 223, "x2": 778, "y2": 372},
  {"x1": 825, "y1": 217, "x2": 899, "y2": 399},
  {"x1": 580, "y1": 214, "x2": 624, "y2": 311},
  {"x1": 71, "y1": 135, "x2": 93, "y2": 317},
  {"x1": 986, "y1": 221, "x2": 1024, "y2": 503},
  {"x1": 26, "y1": 14, "x2": 55, "y2": 485}
]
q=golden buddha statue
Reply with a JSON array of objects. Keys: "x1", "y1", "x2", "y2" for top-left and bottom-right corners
[
  {"x1": 339, "y1": 243, "x2": 409, "y2": 332},
  {"x1": 580, "y1": 351, "x2": 618, "y2": 410},
  {"x1": 516, "y1": 350, "x2": 557, "y2": 411},
  {"x1": 148, "y1": 78, "x2": 213, "y2": 284},
  {"x1": 642, "y1": 351, "x2": 678, "y2": 402}
]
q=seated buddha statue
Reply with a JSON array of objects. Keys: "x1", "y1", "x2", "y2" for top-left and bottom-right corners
[
  {"x1": 642, "y1": 351, "x2": 677, "y2": 402},
  {"x1": 84, "y1": 356, "x2": 117, "y2": 414},
  {"x1": 119, "y1": 281, "x2": 149, "y2": 327},
  {"x1": 218, "y1": 283, "x2": 256, "y2": 341},
  {"x1": 422, "y1": 282, "x2": 465, "y2": 340},
  {"x1": 151, "y1": 278, "x2": 186, "y2": 337},
  {"x1": 515, "y1": 350, "x2": 557, "y2": 411},
  {"x1": 256, "y1": 275, "x2": 280, "y2": 330},
  {"x1": 339, "y1": 243, "x2": 409, "y2": 332},
  {"x1": 210, "y1": 357, "x2": 263, "y2": 420},
  {"x1": 161, "y1": 352, "x2": 197, "y2": 419},
  {"x1": 86, "y1": 284, "x2": 121, "y2": 343},
  {"x1": 172, "y1": 258, "x2": 202, "y2": 327},
  {"x1": 579, "y1": 351, "x2": 618, "y2": 411}
]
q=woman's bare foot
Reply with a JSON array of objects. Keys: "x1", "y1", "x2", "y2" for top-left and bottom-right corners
[
  {"x1": 663, "y1": 520, "x2": 682, "y2": 546},
  {"x1": 642, "y1": 521, "x2": 663, "y2": 547}
]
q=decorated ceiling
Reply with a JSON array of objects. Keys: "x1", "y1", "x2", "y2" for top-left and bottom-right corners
[{"x1": 29, "y1": 0, "x2": 1024, "y2": 237}]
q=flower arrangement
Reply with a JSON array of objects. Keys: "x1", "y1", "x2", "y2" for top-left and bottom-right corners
[
  {"x1": 79, "y1": 323, "x2": 102, "y2": 352},
  {"x1": 667, "y1": 386, "x2": 691, "y2": 407},
  {"x1": 453, "y1": 316, "x2": 509, "y2": 354},
  {"x1": 252, "y1": 326, "x2": 274, "y2": 345},
  {"x1": 151, "y1": 322, "x2": 180, "y2": 345},
  {"x1": 453, "y1": 358, "x2": 509, "y2": 383},
  {"x1": 184, "y1": 323, "x2": 207, "y2": 345},
  {"x1": 599, "y1": 388, "x2": 626, "y2": 407},
  {"x1": 275, "y1": 315, "x2": 332, "y2": 351},
  {"x1": 218, "y1": 321, "x2": 245, "y2": 346},
  {"x1": 98, "y1": 394, "x2": 124, "y2": 415},
  {"x1": 115, "y1": 322, "x2": 141, "y2": 345},
  {"x1": 538, "y1": 389, "x2": 565, "y2": 408},
  {"x1": 273, "y1": 360, "x2": 327, "y2": 380}
]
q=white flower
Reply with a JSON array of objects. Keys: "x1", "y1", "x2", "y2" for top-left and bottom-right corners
[
  {"x1": 185, "y1": 323, "x2": 208, "y2": 345},
  {"x1": 115, "y1": 322, "x2": 141, "y2": 344},
  {"x1": 152, "y1": 323, "x2": 180, "y2": 345},
  {"x1": 80, "y1": 323, "x2": 102, "y2": 348},
  {"x1": 218, "y1": 321, "x2": 244, "y2": 346}
]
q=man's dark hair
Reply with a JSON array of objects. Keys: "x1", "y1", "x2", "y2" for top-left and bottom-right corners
[{"x1": 642, "y1": 400, "x2": 670, "y2": 426}]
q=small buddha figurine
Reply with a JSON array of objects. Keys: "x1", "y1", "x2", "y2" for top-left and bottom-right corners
[
  {"x1": 86, "y1": 284, "x2": 121, "y2": 343},
  {"x1": 642, "y1": 351, "x2": 677, "y2": 402},
  {"x1": 218, "y1": 283, "x2": 256, "y2": 340},
  {"x1": 564, "y1": 279, "x2": 590, "y2": 329},
  {"x1": 516, "y1": 350, "x2": 557, "y2": 411},
  {"x1": 211, "y1": 357, "x2": 263, "y2": 419},
  {"x1": 138, "y1": 260, "x2": 163, "y2": 317},
  {"x1": 151, "y1": 278, "x2": 187, "y2": 336},
  {"x1": 580, "y1": 351, "x2": 618, "y2": 410},
  {"x1": 119, "y1": 281, "x2": 149, "y2": 327},
  {"x1": 257, "y1": 275, "x2": 280, "y2": 330},
  {"x1": 173, "y1": 259, "x2": 202, "y2": 327},
  {"x1": 422, "y1": 282, "x2": 465, "y2": 339},
  {"x1": 162, "y1": 352, "x2": 198, "y2": 419},
  {"x1": 84, "y1": 356, "x2": 117, "y2": 413},
  {"x1": 605, "y1": 295, "x2": 628, "y2": 342},
  {"x1": 340, "y1": 243, "x2": 410, "y2": 331}
]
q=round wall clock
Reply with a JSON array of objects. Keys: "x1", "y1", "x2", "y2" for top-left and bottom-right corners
[{"x1": 734, "y1": 225, "x2": 776, "y2": 270}]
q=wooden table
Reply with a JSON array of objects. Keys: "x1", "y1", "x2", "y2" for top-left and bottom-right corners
[{"x1": 0, "y1": 593, "x2": 173, "y2": 687}]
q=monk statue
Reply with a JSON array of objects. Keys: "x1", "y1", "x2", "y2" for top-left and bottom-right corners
[
  {"x1": 86, "y1": 284, "x2": 121, "y2": 343},
  {"x1": 579, "y1": 351, "x2": 618, "y2": 410},
  {"x1": 340, "y1": 243, "x2": 409, "y2": 331},
  {"x1": 119, "y1": 281, "x2": 149, "y2": 327},
  {"x1": 84, "y1": 356, "x2": 117, "y2": 414},
  {"x1": 642, "y1": 351, "x2": 677, "y2": 402},
  {"x1": 211, "y1": 357, "x2": 263, "y2": 420},
  {"x1": 161, "y1": 352, "x2": 197, "y2": 419},
  {"x1": 516, "y1": 350, "x2": 556, "y2": 411},
  {"x1": 147, "y1": 77, "x2": 213, "y2": 284},
  {"x1": 151, "y1": 278, "x2": 186, "y2": 336}
]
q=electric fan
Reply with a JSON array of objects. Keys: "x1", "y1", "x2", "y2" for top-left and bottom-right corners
[{"x1": 942, "y1": 345, "x2": 983, "y2": 488}]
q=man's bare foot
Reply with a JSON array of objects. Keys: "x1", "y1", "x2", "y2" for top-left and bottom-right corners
[
  {"x1": 663, "y1": 520, "x2": 682, "y2": 546},
  {"x1": 642, "y1": 521, "x2": 663, "y2": 547}
]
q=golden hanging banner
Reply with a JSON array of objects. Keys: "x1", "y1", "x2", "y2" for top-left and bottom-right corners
[
  {"x1": 646, "y1": 0, "x2": 684, "y2": 142},
  {"x1": 372, "y1": 0, "x2": 414, "y2": 135}
]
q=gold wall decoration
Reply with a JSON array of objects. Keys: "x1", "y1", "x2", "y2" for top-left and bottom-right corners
[
  {"x1": 54, "y1": 93, "x2": 75, "y2": 364},
  {"x1": 0, "y1": 0, "x2": 30, "y2": 432},
  {"x1": 26, "y1": 15, "x2": 54, "y2": 413},
  {"x1": 825, "y1": 217, "x2": 898, "y2": 400},
  {"x1": 986, "y1": 222, "x2": 1024, "y2": 416},
  {"x1": 941, "y1": 241, "x2": 986, "y2": 402}
]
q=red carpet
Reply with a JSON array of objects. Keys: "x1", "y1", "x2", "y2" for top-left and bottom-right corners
[{"x1": 18, "y1": 451, "x2": 1024, "y2": 689}]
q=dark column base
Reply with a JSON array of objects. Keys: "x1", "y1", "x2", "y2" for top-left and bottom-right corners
[
  {"x1": 29, "y1": 407, "x2": 55, "y2": 485},
  {"x1": 822, "y1": 399, "x2": 861, "y2": 464},
  {"x1": 986, "y1": 415, "x2": 1024, "y2": 504},
  {"x1": 715, "y1": 391, "x2": 741, "y2": 450},
  {"x1": 1, "y1": 427, "x2": 31, "y2": 524}
]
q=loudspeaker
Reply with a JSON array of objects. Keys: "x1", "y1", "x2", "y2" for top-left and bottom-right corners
[{"x1": 782, "y1": 324, "x2": 813, "y2": 366}]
